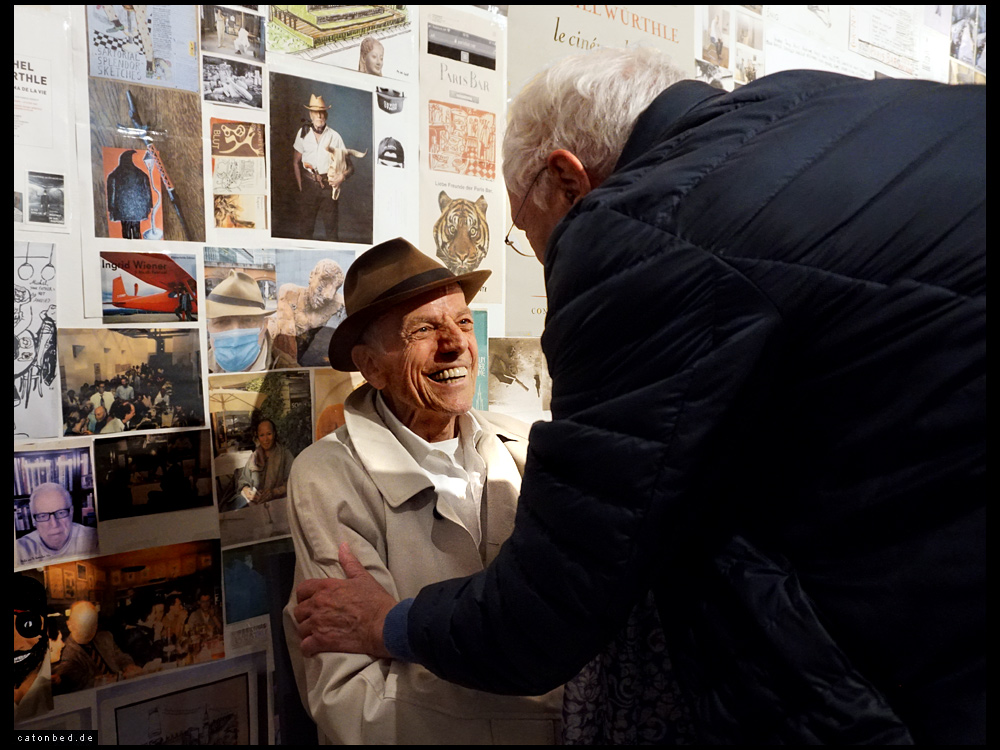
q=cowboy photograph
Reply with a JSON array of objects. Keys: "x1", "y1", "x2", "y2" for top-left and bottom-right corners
[{"x1": 269, "y1": 71, "x2": 373, "y2": 244}]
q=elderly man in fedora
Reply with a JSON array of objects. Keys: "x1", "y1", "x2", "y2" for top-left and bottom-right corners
[
  {"x1": 283, "y1": 238, "x2": 561, "y2": 744},
  {"x1": 293, "y1": 93, "x2": 353, "y2": 241},
  {"x1": 207, "y1": 269, "x2": 292, "y2": 373}
]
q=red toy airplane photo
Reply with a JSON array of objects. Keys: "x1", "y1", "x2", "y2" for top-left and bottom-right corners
[{"x1": 102, "y1": 252, "x2": 198, "y2": 322}]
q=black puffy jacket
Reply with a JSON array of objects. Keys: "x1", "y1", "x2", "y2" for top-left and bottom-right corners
[{"x1": 410, "y1": 71, "x2": 985, "y2": 744}]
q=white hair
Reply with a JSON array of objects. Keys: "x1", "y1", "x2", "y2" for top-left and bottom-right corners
[
  {"x1": 29, "y1": 482, "x2": 72, "y2": 514},
  {"x1": 503, "y1": 47, "x2": 688, "y2": 204}
]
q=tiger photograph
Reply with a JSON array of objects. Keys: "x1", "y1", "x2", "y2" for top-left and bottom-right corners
[{"x1": 433, "y1": 191, "x2": 489, "y2": 275}]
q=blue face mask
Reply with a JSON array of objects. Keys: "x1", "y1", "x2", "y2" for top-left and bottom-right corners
[{"x1": 211, "y1": 328, "x2": 262, "y2": 372}]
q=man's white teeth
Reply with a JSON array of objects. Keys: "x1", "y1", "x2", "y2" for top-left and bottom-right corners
[
  {"x1": 429, "y1": 367, "x2": 467, "y2": 382},
  {"x1": 14, "y1": 652, "x2": 30, "y2": 663}
]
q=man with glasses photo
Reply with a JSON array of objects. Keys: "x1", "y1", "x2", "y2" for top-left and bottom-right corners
[{"x1": 16, "y1": 483, "x2": 98, "y2": 566}]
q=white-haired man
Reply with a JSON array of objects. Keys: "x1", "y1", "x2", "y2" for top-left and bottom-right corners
[
  {"x1": 17, "y1": 483, "x2": 98, "y2": 566},
  {"x1": 285, "y1": 238, "x2": 561, "y2": 744},
  {"x1": 294, "y1": 49, "x2": 985, "y2": 744}
]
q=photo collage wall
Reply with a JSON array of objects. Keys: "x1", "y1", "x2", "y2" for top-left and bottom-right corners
[{"x1": 13, "y1": 3, "x2": 981, "y2": 741}]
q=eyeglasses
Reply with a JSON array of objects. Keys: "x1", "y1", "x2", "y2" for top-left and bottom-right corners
[
  {"x1": 33, "y1": 508, "x2": 71, "y2": 524},
  {"x1": 504, "y1": 167, "x2": 547, "y2": 258}
]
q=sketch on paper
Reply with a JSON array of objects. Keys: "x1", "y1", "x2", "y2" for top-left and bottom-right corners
[
  {"x1": 428, "y1": 101, "x2": 496, "y2": 178},
  {"x1": 213, "y1": 159, "x2": 267, "y2": 195},
  {"x1": 14, "y1": 242, "x2": 60, "y2": 440}
]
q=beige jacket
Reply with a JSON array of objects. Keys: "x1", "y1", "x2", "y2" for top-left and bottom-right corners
[{"x1": 284, "y1": 385, "x2": 562, "y2": 744}]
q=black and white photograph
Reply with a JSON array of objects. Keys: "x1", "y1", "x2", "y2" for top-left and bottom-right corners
[
  {"x1": 203, "y1": 55, "x2": 264, "y2": 109},
  {"x1": 695, "y1": 59, "x2": 735, "y2": 90},
  {"x1": 951, "y1": 5, "x2": 979, "y2": 66},
  {"x1": 58, "y1": 328, "x2": 205, "y2": 436},
  {"x1": 93, "y1": 429, "x2": 213, "y2": 522},
  {"x1": 269, "y1": 71, "x2": 373, "y2": 244},
  {"x1": 15, "y1": 445, "x2": 98, "y2": 569},
  {"x1": 26, "y1": 172, "x2": 65, "y2": 226},
  {"x1": 201, "y1": 5, "x2": 266, "y2": 61},
  {"x1": 488, "y1": 337, "x2": 552, "y2": 423}
]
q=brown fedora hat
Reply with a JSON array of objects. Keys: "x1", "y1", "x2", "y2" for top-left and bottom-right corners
[{"x1": 328, "y1": 238, "x2": 490, "y2": 371}]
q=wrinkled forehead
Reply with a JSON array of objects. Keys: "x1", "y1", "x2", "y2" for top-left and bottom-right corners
[
  {"x1": 366, "y1": 284, "x2": 468, "y2": 344},
  {"x1": 32, "y1": 488, "x2": 71, "y2": 513}
]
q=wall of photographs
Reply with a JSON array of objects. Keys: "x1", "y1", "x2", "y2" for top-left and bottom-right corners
[{"x1": 14, "y1": 3, "x2": 981, "y2": 741}]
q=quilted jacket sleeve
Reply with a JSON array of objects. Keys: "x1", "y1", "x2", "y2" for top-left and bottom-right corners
[{"x1": 408, "y1": 202, "x2": 784, "y2": 694}]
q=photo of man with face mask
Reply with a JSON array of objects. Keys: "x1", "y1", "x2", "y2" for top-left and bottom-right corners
[{"x1": 206, "y1": 270, "x2": 294, "y2": 374}]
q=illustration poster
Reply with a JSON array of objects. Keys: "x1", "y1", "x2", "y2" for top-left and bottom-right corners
[
  {"x1": 14, "y1": 242, "x2": 60, "y2": 440},
  {"x1": 210, "y1": 119, "x2": 268, "y2": 231},
  {"x1": 419, "y1": 6, "x2": 506, "y2": 304},
  {"x1": 267, "y1": 5, "x2": 418, "y2": 82},
  {"x1": 86, "y1": 5, "x2": 200, "y2": 92}
]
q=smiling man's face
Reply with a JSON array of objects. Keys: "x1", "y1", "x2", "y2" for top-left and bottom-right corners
[{"x1": 356, "y1": 285, "x2": 477, "y2": 442}]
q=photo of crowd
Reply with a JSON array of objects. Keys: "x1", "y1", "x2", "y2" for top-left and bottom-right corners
[
  {"x1": 37, "y1": 541, "x2": 222, "y2": 697},
  {"x1": 59, "y1": 329, "x2": 204, "y2": 436}
]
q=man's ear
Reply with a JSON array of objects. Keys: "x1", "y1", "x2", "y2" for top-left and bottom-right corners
[
  {"x1": 546, "y1": 149, "x2": 594, "y2": 206},
  {"x1": 352, "y1": 344, "x2": 386, "y2": 390}
]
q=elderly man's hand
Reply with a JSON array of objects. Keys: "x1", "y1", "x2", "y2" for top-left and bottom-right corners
[{"x1": 294, "y1": 542, "x2": 396, "y2": 659}]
